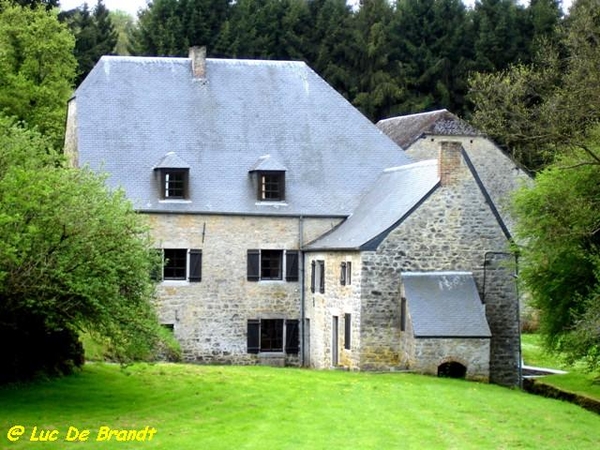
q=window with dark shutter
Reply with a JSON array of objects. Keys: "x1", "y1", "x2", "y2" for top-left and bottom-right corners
[
  {"x1": 261, "y1": 250, "x2": 282, "y2": 280},
  {"x1": 260, "y1": 319, "x2": 283, "y2": 351},
  {"x1": 247, "y1": 250, "x2": 260, "y2": 281},
  {"x1": 188, "y1": 249, "x2": 202, "y2": 282},
  {"x1": 163, "y1": 249, "x2": 187, "y2": 280},
  {"x1": 247, "y1": 320, "x2": 260, "y2": 354},
  {"x1": 344, "y1": 314, "x2": 351, "y2": 350},
  {"x1": 310, "y1": 260, "x2": 316, "y2": 293},
  {"x1": 285, "y1": 251, "x2": 299, "y2": 282},
  {"x1": 285, "y1": 320, "x2": 299, "y2": 354},
  {"x1": 318, "y1": 260, "x2": 325, "y2": 293}
]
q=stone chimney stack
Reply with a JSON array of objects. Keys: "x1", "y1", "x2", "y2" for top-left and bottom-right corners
[
  {"x1": 439, "y1": 141, "x2": 463, "y2": 185},
  {"x1": 189, "y1": 46, "x2": 207, "y2": 79}
]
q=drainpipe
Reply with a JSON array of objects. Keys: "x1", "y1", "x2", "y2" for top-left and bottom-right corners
[
  {"x1": 299, "y1": 215, "x2": 306, "y2": 367},
  {"x1": 483, "y1": 251, "x2": 522, "y2": 389}
]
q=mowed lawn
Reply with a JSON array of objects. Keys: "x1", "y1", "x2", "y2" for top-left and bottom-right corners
[{"x1": 1, "y1": 363, "x2": 599, "y2": 449}]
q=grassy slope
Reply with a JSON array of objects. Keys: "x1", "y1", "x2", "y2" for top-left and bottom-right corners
[
  {"x1": 1, "y1": 363, "x2": 599, "y2": 449},
  {"x1": 522, "y1": 333, "x2": 600, "y2": 402}
]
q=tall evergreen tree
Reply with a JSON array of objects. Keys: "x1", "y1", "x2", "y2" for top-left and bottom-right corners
[
  {"x1": 129, "y1": 0, "x2": 230, "y2": 56},
  {"x1": 61, "y1": 0, "x2": 118, "y2": 85},
  {"x1": 472, "y1": 0, "x2": 528, "y2": 72},
  {"x1": 391, "y1": 0, "x2": 473, "y2": 115},
  {"x1": 350, "y1": 0, "x2": 401, "y2": 120}
]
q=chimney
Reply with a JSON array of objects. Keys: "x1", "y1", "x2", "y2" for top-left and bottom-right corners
[
  {"x1": 189, "y1": 46, "x2": 207, "y2": 79},
  {"x1": 439, "y1": 141, "x2": 463, "y2": 185}
]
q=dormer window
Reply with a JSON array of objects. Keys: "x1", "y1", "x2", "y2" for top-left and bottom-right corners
[
  {"x1": 154, "y1": 152, "x2": 190, "y2": 200},
  {"x1": 249, "y1": 154, "x2": 287, "y2": 203},
  {"x1": 259, "y1": 171, "x2": 285, "y2": 201},
  {"x1": 162, "y1": 169, "x2": 188, "y2": 199}
]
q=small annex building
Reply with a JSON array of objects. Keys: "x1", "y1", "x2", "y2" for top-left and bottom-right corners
[{"x1": 65, "y1": 48, "x2": 525, "y2": 386}]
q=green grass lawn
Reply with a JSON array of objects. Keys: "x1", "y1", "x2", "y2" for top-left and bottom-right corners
[
  {"x1": 521, "y1": 333, "x2": 600, "y2": 403},
  {"x1": 1, "y1": 363, "x2": 599, "y2": 449}
]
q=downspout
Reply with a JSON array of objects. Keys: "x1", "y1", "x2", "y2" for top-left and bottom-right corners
[{"x1": 299, "y1": 215, "x2": 306, "y2": 367}]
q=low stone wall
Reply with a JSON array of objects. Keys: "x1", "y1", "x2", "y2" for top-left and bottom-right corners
[{"x1": 523, "y1": 378, "x2": 600, "y2": 415}]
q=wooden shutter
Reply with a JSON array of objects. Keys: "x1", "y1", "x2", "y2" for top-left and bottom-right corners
[
  {"x1": 285, "y1": 319, "x2": 299, "y2": 354},
  {"x1": 319, "y1": 261, "x2": 325, "y2": 293},
  {"x1": 247, "y1": 320, "x2": 260, "y2": 354},
  {"x1": 247, "y1": 250, "x2": 260, "y2": 281},
  {"x1": 188, "y1": 249, "x2": 202, "y2": 282},
  {"x1": 285, "y1": 251, "x2": 299, "y2": 282},
  {"x1": 344, "y1": 313, "x2": 351, "y2": 350},
  {"x1": 310, "y1": 260, "x2": 316, "y2": 293}
]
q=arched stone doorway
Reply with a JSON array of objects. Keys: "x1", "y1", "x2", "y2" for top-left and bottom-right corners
[{"x1": 437, "y1": 361, "x2": 467, "y2": 379}]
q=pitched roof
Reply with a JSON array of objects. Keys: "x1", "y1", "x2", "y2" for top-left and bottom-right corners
[
  {"x1": 376, "y1": 109, "x2": 480, "y2": 149},
  {"x1": 304, "y1": 160, "x2": 439, "y2": 250},
  {"x1": 401, "y1": 272, "x2": 491, "y2": 338},
  {"x1": 72, "y1": 55, "x2": 410, "y2": 216}
]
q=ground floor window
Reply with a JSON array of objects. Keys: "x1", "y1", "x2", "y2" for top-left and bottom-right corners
[{"x1": 247, "y1": 319, "x2": 299, "y2": 354}]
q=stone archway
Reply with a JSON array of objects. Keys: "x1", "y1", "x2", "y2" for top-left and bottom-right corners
[{"x1": 437, "y1": 361, "x2": 467, "y2": 379}]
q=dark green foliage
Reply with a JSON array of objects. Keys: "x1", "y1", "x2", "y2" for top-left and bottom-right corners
[
  {"x1": 0, "y1": 1, "x2": 77, "y2": 147},
  {"x1": 513, "y1": 141, "x2": 600, "y2": 368},
  {"x1": 0, "y1": 115, "x2": 164, "y2": 382},
  {"x1": 391, "y1": 0, "x2": 474, "y2": 116},
  {"x1": 60, "y1": 0, "x2": 118, "y2": 85},
  {"x1": 12, "y1": 0, "x2": 58, "y2": 9},
  {"x1": 129, "y1": 0, "x2": 230, "y2": 56}
]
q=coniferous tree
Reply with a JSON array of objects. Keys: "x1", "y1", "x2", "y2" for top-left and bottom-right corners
[
  {"x1": 350, "y1": 0, "x2": 401, "y2": 120},
  {"x1": 391, "y1": 0, "x2": 473, "y2": 115},
  {"x1": 61, "y1": 0, "x2": 117, "y2": 85}
]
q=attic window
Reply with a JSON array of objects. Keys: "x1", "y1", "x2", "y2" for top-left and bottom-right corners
[
  {"x1": 258, "y1": 171, "x2": 285, "y2": 201},
  {"x1": 161, "y1": 169, "x2": 189, "y2": 199},
  {"x1": 154, "y1": 152, "x2": 191, "y2": 200}
]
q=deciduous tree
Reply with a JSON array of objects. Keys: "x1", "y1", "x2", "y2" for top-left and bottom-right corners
[{"x1": 0, "y1": 115, "x2": 164, "y2": 382}]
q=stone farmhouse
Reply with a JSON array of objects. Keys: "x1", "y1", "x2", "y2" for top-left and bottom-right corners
[{"x1": 65, "y1": 48, "x2": 526, "y2": 386}]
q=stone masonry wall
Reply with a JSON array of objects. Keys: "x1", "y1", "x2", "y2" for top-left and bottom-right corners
[
  {"x1": 406, "y1": 135, "x2": 531, "y2": 235},
  {"x1": 411, "y1": 338, "x2": 490, "y2": 381},
  {"x1": 148, "y1": 213, "x2": 340, "y2": 365},
  {"x1": 360, "y1": 142, "x2": 520, "y2": 386},
  {"x1": 304, "y1": 251, "x2": 362, "y2": 369}
]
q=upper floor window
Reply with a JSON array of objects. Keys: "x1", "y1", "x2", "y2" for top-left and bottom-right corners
[
  {"x1": 159, "y1": 248, "x2": 202, "y2": 282},
  {"x1": 161, "y1": 169, "x2": 189, "y2": 199},
  {"x1": 311, "y1": 260, "x2": 325, "y2": 294},
  {"x1": 154, "y1": 152, "x2": 190, "y2": 200},
  {"x1": 340, "y1": 261, "x2": 352, "y2": 286},
  {"x1": 258, "y1": 171, "x2": 285, "y2": 201},
  {"x1": 247, "y1": 249, "x2": 298, "y2": 282}
]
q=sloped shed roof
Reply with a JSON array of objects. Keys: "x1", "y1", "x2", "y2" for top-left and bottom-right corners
[
  {"x1": 72, "y1": 56, "x2": 411, "y2": 216},
  {"x1": 376, "y1": 109, "x2": 480, "y2": 149},
  {"x1": 305, "y1": 160, "x2": 439, "y2": 250},
  {"x1": 402, "y1": 272, "x2": 491, "y2": 338}
]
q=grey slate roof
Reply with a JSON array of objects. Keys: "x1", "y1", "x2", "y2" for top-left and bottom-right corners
[
  {"x1": 73, "y1": 56, "x2": 410, "y2": 216},
  {"x1": 376, "y1": 109, "x2": 480, "y2": 149},
  {"x1": 305, "y1": 160, "x2": 439, "y2": 250},
  {"x1": 401, "y1": 272, "x2": 491, "y2": 338}
]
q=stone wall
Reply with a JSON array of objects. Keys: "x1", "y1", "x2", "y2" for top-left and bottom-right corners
[
  {"x1": 410, "y1": 338, "x2": 490, "y2": 381},
  {"x1": 359, "y1": 142, "x2": 520, "y2": 386},
  {"x1": 147, "y1": 213, "x2": 340, "y2": 365},
  {"x1": 406, "y1": 135, "x2": 531, "y2": 235},
  {"x1": 304, "y1": 251, "x2": 362, "y2": 369}
]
